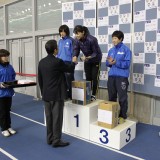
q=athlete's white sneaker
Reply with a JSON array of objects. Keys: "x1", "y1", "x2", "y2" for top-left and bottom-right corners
[
  {"x1": 8, "y1": 128, "x2": 16, "y2": 134},
  {"x1": 91, "y1": 95, "x2": 96, "y2": 101},
  {"x1": 2, "y1": 130, "x2": 10, "y2": 137}
]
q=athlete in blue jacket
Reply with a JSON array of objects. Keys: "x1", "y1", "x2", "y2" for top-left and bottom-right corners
[
  {"x1": 57, "y1": 25, "x2": 75, "y2": 99},
  {"x1": 106, "y1": 30, "x2": 131, "y2": 123},
  {"x1": 0, "y1": 49, "x2": 16, "y2": 137}
]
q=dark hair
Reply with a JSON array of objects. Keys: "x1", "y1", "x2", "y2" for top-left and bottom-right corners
[
  {"x1": 73, "y1": 25, "x2": 90, "y2": 36},
  {"x1": 59, "y1": 24, "x2": 70, "y2": 36},
  {"x1": 112, "y1": 30, "x2": 124, "y2": 41},
  {"x1": 0, "y1": 49, "x2": 10, "y2": 57},
  {"x1": 45, "y1": 40, "x2": 57, "y2": 54}
]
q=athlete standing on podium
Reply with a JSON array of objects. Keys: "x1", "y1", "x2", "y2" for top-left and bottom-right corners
[
  {"x1": 106, "y1": 30, "x2": 131, "y2": 124},
  {"x1": 57, "y1": 24, "x2": 75, "y2": 99},
  {"x1": 72, "y1": 25, "x2": 102, "y2": 101}
]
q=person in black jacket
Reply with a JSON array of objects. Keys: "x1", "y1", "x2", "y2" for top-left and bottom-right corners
[
  {"x1": 38, "y1": 40, "x2": 75, "y2": 148},
  {"x1": 72, "y1": 25, "x2": 102, "y2": 101}
]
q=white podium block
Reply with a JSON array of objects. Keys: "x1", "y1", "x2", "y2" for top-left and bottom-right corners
[
  {"x1": 62, "y1": 101, "x2": 71, "y2": 132},
  {"x1": 90, "y1": 120, "x2": 136, "y2": 150},
  {"x1": 63, "y1": 100, "x2": 103, "y2": 139}
]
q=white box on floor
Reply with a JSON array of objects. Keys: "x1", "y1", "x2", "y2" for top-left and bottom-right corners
[
  {"x1": 63, "y1": 100, "x2": 103, "y2": 139},
  {"x1": 89, "y1": 120, "x2": 136, "y2": 150}
]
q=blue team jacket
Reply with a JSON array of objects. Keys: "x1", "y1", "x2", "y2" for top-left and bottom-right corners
[
  {"x1": 73, "y1": 34, "x2": 102, "y2": 63},
  {"x1": 106, "y1": 42, "x2": 131, "y2": 78},
  {"x1": 57, "y1": 36, "x2": 74, "y2": 62},
  {"x1": 0, "y1": 63, "x2": 16, "y2": 97}
]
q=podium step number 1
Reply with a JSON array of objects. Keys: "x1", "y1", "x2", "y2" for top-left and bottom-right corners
[{"x1": 63, "y1": 100, "x2": 103, "y2": 139}]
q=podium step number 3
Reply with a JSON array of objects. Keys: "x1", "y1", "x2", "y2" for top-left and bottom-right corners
[{"x1": 90, "y1": 120, "x2": 136, "y2": 150}]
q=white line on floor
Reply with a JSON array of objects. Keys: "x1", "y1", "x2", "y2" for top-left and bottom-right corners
[
  {"x1": 11, "y1": 112, "x2": 144, "y2": 160},
  {"x1": 11, "y1": 112, "x2": 45, "y2": 126},
  {"x1": 0, "y1": 148, "x2": 18, "y2": 160}
]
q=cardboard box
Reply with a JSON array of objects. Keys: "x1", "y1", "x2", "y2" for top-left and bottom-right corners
[
  {"x1": 98, "y1": 101, "x2": 119, "y2": 129},
  {"x1": 72, "y1": 81, "x2": 91, "y2": 105}
]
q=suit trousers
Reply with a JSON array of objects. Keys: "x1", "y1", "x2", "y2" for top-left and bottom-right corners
[
  {"x1": 44, "y1": 100, "x2": 64, "y2": 144},
  {"x1": 0, "y1": 97, "x2": 12, "y2": 131}
]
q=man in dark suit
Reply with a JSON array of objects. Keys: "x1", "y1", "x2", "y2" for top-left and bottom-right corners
[{"x1": 38, "y1": 40, "x2": 75, "y2": 148}]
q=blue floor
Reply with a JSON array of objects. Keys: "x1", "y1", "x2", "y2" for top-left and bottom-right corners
[
  {"x1": 0, "y1": 93, "x2": 160, "y2": 160},
  {"x1": 11, "y1": 94, "x2": 44, "y2": 123}
]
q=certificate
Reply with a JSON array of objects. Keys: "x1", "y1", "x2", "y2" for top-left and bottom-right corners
[{"x1": 144, "y1": 63, "x2": 156, "y2": 75}]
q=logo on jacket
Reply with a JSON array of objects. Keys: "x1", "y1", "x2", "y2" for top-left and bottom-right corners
[
  {"x1": 121, "y1": 82, "x2": 126, "y2": 90},
  {"x1": 65, "y1": 42, "x2": 69, "y2": 48},
  {"x1": 117, "y1": 52, "x2": 124, "y2": 55}
]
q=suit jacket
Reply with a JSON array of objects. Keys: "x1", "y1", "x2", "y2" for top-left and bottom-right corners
[{"x1": 38, "y1": 54, "x2": 75, "y2": 101}]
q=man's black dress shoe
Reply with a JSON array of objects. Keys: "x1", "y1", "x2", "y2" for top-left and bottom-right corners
[{"x1": 53, "y1": 140, "x2": 70, "y2": 148}]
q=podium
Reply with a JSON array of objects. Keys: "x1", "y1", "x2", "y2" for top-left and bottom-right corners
[
  {"x1": 89, "y1": 120, "x2": 136, "y2": 150},
  {"x1": 63, "y1": 100, "x2": 136, "y2": 150},
  {"x1": 63, "y1": 100, "x2": 103, "y2": 139}
]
